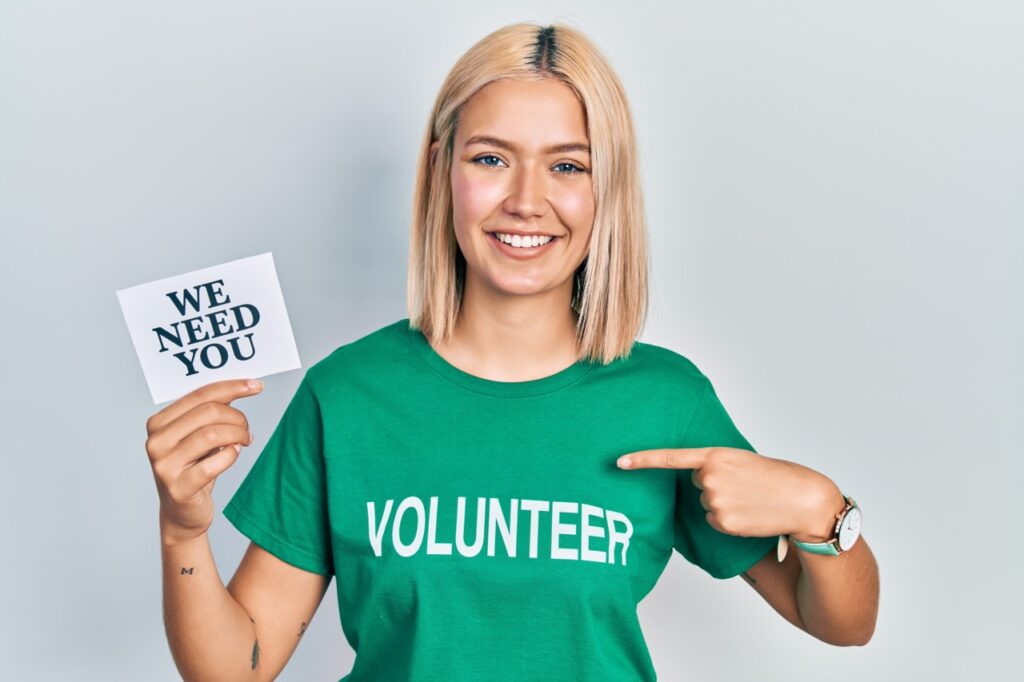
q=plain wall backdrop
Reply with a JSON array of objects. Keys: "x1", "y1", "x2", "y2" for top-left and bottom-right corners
[{"x1": 2, "y1": 1, "x2": 1021, "y2": 680}]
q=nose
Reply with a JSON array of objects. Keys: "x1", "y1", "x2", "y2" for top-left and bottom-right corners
[{"x1": 502, "y1": 161, "x2": 547, "y2": 220}]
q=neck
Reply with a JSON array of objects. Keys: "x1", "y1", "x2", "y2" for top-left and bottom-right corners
[{"x1": 430, "y1": 275, "x2": 581, "y2": 382}]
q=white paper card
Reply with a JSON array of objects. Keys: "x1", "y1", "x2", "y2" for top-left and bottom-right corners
[{"x1": 116, "y1": 252, "x2": 301, "y2": 404}]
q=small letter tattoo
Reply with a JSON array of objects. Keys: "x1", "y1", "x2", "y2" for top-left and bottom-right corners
[{"x1": 180, "y1": 567, "x2": 193, "y2": 575}]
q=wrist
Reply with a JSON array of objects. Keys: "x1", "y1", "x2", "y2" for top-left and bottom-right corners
[
  {"x1": 159, "y1": 511, "x2": 208, "y2": 548},
  {"x1": 790, "y1": 481, "x2": 847, "y2": 544}
]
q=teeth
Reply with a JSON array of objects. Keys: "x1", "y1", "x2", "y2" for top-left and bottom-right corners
[{"x1": 495, "y1": 232, "x2": 554, "y2": 248}]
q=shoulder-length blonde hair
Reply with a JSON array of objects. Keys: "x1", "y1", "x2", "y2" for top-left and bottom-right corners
[{"x1": 407, "y1": 22, "x2": 648, "y2": 365}]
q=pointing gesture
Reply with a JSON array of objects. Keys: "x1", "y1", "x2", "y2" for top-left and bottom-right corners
[{"x1": 616, "y1": 446, "x2": 845, "y2": 544}]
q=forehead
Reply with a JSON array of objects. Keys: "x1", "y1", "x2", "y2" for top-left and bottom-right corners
[{"x1": 456, "y1": 77, "x2": 589, "y2": 147}]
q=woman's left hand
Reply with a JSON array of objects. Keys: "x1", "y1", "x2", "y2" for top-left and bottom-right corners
[{"x1": 616, "y1": 446, "x2": 844, "y2": 543}]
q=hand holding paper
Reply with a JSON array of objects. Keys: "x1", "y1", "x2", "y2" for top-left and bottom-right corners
[{"x1": 147, "y1": 378, "x2": 264, "y2": 546}]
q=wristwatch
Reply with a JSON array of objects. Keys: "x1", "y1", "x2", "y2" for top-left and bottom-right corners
[{"x1": 777, "y1": 494, "x2": 862, "y2": 560}]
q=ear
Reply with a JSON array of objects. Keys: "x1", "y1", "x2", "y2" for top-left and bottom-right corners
[{"x1": 429, "y1": 141, "x2": 440, "y2": 167}]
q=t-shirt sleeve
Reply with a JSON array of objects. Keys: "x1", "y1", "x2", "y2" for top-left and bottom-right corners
[
  {"x1": 673, "y1": 378, "x2": 777, "y2": 579},
  {"x1": 222, "y1": 374, "x2": 334, "y2": 577}
]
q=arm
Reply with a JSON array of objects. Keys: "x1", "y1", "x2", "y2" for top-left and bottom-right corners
[
  {"x1": 162, "y1": 522, "x2": 331, "y2": 681},
  {"x1": 740, "y1": 486, "x2": 880, "y2": 647},
  {"x1": 226, "y1": 541, "x2": 333, "y2": 680},
  {"x1": 161, "y1": 527, "x2": 262, "y2": 681},
  {"x1": 618, "y1": 440, "x2": 880, "y2": 644}
]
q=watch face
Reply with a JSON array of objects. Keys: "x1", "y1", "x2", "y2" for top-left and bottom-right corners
[{"x1": 838, "y1": 506, "x2": 862, "y2": 551}]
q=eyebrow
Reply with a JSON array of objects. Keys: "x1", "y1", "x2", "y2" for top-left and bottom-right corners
[{"x1": 463, "y1": 134, "x2": 590, "y2": 155}]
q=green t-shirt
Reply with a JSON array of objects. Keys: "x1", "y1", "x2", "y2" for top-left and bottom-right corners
[{"x1": 223, "y1": 318, "x2": 776, "y2": 681}]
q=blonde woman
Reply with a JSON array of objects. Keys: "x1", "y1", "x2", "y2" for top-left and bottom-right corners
[{"x1": 148, "y1": 22, "x2": 880, "y2": 681}]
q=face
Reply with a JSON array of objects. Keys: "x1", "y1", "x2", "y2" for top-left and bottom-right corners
[{"x1": 441, "y1": 77, "x2": 595, "y2": 306}]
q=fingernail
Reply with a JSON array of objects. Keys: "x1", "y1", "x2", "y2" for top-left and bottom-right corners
[
  {"x1": 233, "y1": 444, "x2": 241, "y2": 453},
  {"x1": 618, "y1": 456, "x2": 632, "y2": 468},
  {"x1": 248, "y1": 379, "x2": 263, "y2": 391}
]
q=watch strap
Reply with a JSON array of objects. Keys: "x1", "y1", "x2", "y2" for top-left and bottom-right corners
[
  {"x1": 791, "y1": 537, "x2": 842, "y2": 555},
  {"x1": 786, "y1": 493, "x2": 856, "y2": 557}
]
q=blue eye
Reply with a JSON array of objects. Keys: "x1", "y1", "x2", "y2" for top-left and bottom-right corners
[
  {"x1": 473, "y1": 154, "x2": 505, "y2": 167},
  {"x1": 554, "y1": 162, "x2": 586, "y2": 175},
  {"x1": 472, "y1": 155, "x2": 588, "y2": 175}
]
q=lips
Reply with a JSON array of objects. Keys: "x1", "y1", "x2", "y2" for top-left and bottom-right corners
[
  {"x1": 487, "y1": 231, "x2": 560, "y2": 258},
  {"x1": 486, "y1": 230, "x2": 558, "y2": 239}
]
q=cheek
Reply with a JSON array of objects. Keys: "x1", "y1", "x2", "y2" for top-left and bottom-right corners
[
  {"x1": 451, "y1": 168, "x2": 504, "y2": 226},
  {"x1": 554, "y1": 185, "x2": 596, "y2": 234}
]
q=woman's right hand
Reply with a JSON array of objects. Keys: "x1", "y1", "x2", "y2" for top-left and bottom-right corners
[{"x1": 145, "y1": 378, "x2": 264, "y2": 545}]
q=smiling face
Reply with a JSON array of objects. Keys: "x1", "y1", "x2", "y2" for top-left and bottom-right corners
[{"x1": 446, "y1": 77, "x2": 595, "y2": 307}]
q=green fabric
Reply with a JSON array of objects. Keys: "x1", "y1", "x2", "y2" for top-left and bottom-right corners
[{"x1": 223, "y1": 318, "x2": 776, "y2": 681}]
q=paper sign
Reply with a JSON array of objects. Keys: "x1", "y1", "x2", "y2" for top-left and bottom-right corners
[{"x1": 116, "y1": 252, "x2": 302, "y2": 404}]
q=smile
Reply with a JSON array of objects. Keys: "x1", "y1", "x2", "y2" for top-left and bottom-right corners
[{"x1": 488, "y1": 231, "x2": 560, "y2": 259}]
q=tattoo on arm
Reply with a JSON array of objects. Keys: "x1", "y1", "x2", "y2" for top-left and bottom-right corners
[
  {"x1": 740, "y1": 572, "x2": 757, "y2": 585},
  {"x1": 299, "y1": 621, "x2": 308, "y2": 638},
  {"x1": 247, "y1": 615, "x2": 259, "y2": 669},
  {"x1": 180, "y1": 567, "x2": 193, "y2": 575}
]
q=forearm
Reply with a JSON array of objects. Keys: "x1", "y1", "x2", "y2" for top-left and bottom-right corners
[
  {"x1": 161, "y1": 521, "x2": 261, "y2": 681},
  {"x1": 795, "y1": 534, "x2": 880, "y2": 646}
]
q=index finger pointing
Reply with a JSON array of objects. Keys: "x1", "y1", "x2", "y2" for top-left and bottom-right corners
[
  {"x1": 146, "y1": 378, "x2": 263, "y2": 435},
  {"x1": 617, "y1": 447, "x2": 711, "y2": 470}
]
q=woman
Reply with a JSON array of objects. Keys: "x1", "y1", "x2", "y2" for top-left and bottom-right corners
[{"x1": 148, "y1": 22, "x2": 879, "y2": 681}]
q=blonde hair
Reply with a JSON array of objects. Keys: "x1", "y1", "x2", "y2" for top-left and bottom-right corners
[{"x1": 406, "y1": 22, "x2": 649, "y2": 364}]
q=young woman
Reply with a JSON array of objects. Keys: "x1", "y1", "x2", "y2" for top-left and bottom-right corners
[{"x1": 148, "y1": 22, "x2": 879, "y2": 681}]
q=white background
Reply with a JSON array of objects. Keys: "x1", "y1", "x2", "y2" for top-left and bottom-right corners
[{"x1": 1, "y1": 1, "x2": 1020, "y2": 680}]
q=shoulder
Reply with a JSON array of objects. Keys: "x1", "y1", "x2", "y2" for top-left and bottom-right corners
[
  {"x1": 302, "y1": 318, "x2": 412, "y2": 391},
  {"x1": 601, "y1": 339, "x2": 712, "y2": 402},
  {"x1": 624, "y1": 339, "x2": 710, "y2": 386}
]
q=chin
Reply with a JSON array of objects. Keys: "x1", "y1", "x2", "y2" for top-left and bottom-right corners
[
  {"x1": 493, "y1": 285, "x2": 551, "y2": 298},
  {"x1": 480, "y1": 275, "x2": 552, "y2": 297}
]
